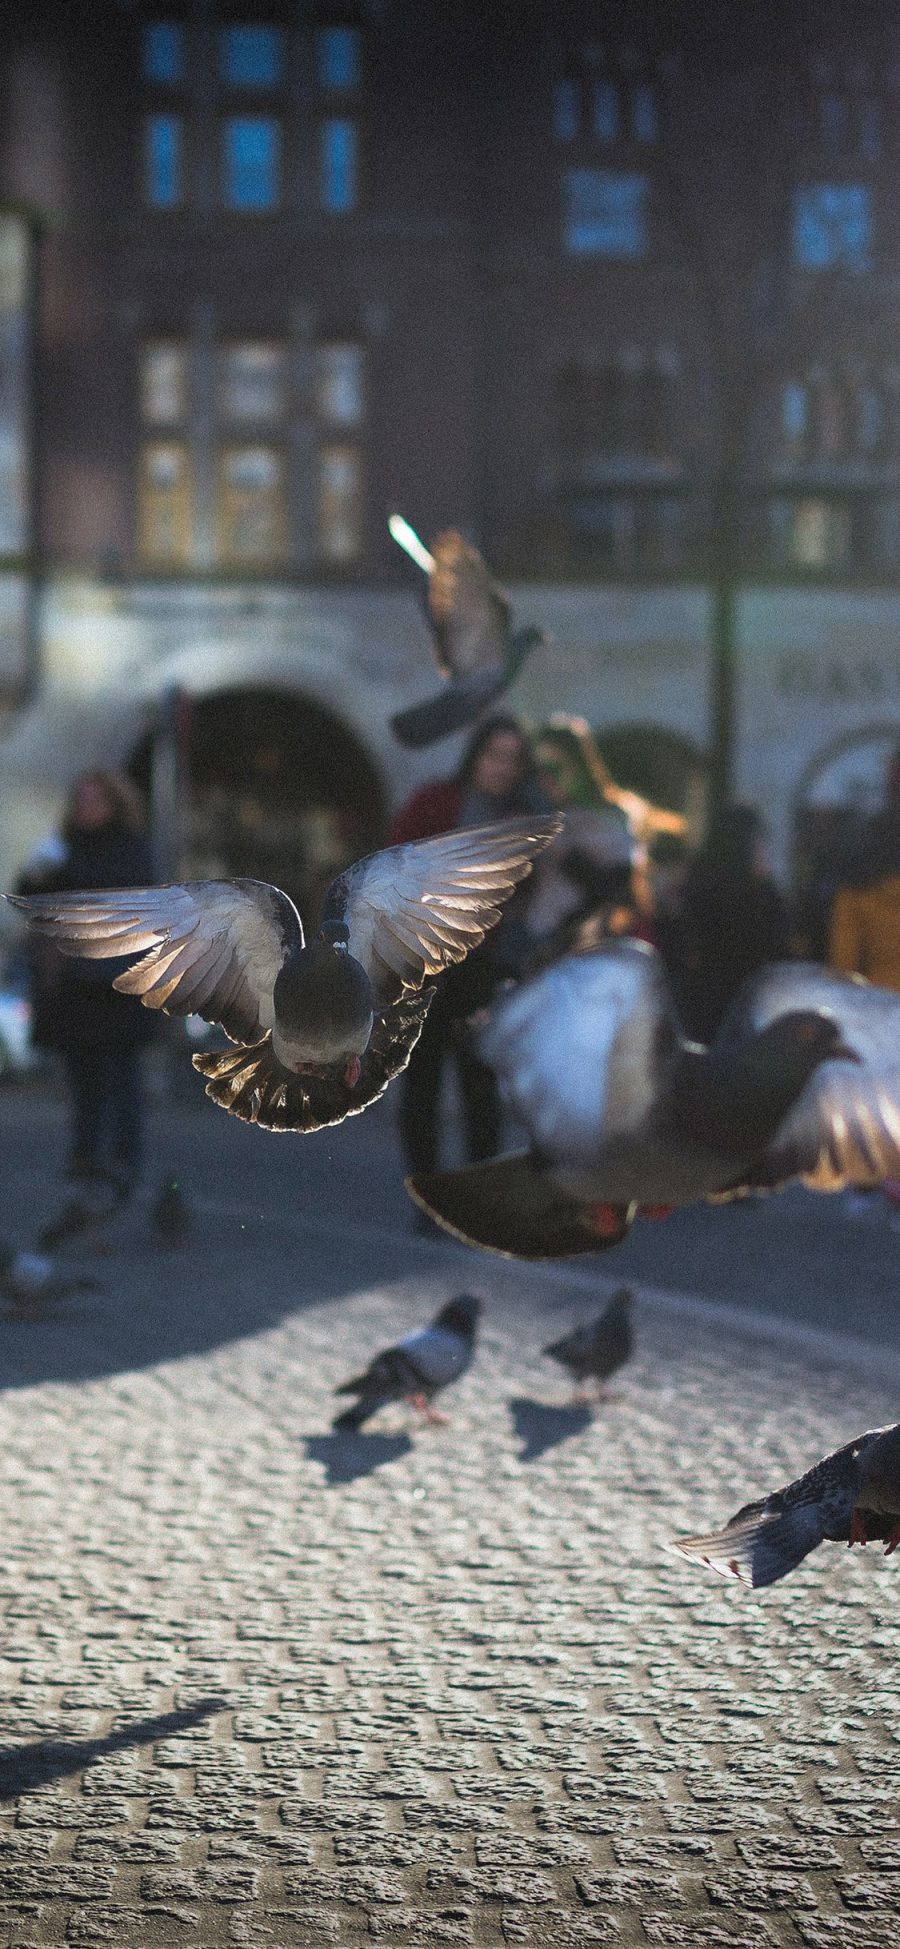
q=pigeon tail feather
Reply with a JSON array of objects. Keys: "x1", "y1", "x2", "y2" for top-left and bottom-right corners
[
  {"x1": 192, "y1": 988, "x2": 433, "y2": 1132},
  {"x1": 389, "y1": 668, "x2": 508, "y2": 749},
  {"x1": 407, "y1": 1151, "x2": 634, "y2": 1258},
  {"x1": 671, "y1": 1498, "x2": 826, "y2": 1589}
]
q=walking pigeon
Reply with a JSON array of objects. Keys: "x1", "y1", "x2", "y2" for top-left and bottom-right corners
[
  {"x1": 388, "y1": 517, "x2": 545, "y2": 747},
  {"x1": 543, "y1": 1286, "x2": 634, "y2": 1402},
  {"x1": 0, "y1": 1244, "x2": 98, "y2": 1312},
  {"x1": 151, "y1": 1176, "x2": 191, "y2": 1246},
  {"x1": 7, "y1": 816, "x2": 559, "y2": 1134},
  {"x1": 406, "y1": 942, "x2": 899, "y2": 1256},
  {"x1": 672, "y1": 1423, "x2": 900, "y2": 1587},
  {"x1": 333, "y1": 1293, "x2": 481, "y2": 1430}
]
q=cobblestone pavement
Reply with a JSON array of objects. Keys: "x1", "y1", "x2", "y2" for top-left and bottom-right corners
[{"x1": 0, "y1": 1086, "x2": 898, "y2": 1945}]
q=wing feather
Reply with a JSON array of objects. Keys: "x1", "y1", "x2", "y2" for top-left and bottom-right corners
[
  {"x1": 7, "y1": 879, "x2": 302, "y2": 1046},
  {"x1": 323, "y1": 816, "x2": 562, "y2": 1001}
]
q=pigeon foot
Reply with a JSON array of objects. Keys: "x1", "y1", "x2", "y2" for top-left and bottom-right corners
[
  {"x1": 883, "y1": 1524, "x2": 900, "y2": 1555},
  {"x1": 408, "y1": 1392, "x2": 450, "y2": 1426},
  {"x1": 848, "y1": 1509, "x2": 869, "y2": 1547}
]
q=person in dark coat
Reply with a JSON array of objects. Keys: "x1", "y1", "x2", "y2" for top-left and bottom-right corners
[
  {"x1": 16, "y1": 770, "x2": 156, "y2": 1198},
  {"x1": 669, "y1": 803, "x2": 791, "y2": 1043},
  {"x1": 390, "y1": 716, "x2": 548, "y2": 1186}
]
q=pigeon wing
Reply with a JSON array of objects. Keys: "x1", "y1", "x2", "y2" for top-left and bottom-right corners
[
  {"x1": 672, "y1": 1434, "x2": 870, "y2": 1587},
  {"x1": 714, "y1": 963, "x2": 900, "y2": 1192},
  {"x1": 477, "y1": 939, "x2": 681, "y2": 1168},
  {"x1": 427, "y1": 530, "x2": 511, "y2": 678},
  {"x1": 396, "y1": 1323, "x2": 472, "y2": 1393},
  {"x1": 192, "y1": 984, "x2": 434, "y2": 1130},
  {"x1": 7, "y1": 879, "x2": 301, "y2": 1046},
  {"x1": 390, "y1": 665, "x2": 509, "y2": 749},
  {"x1": 321, "y1": 815, "x2": 562, "y2": 1003}
]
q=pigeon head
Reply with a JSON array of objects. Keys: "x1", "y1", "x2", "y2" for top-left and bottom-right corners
[
  {"x1": 755, "y1": 1009, "x2": 860, "y2": 1082},
  {"x1": 273, "y1": 943, "x2": 374, "y2": 1067},
  {"x1": 434, "y1": 1293, "x2": 482, "y2": 1339},
  {"x1": 607, "y1": 1286, "x2": 634, "y2": 1315},
  {"x1": 318, "y1": 919, "x2": 350, "y2": 950}
]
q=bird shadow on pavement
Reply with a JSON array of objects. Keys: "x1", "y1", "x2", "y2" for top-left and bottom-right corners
[
  {"x1": 509, "y1": 1394, "x2": 594, "y2": 1462},
  {"x1": 304, "y1": 1430, "x2": 414, "y2": 1485},
  {"x1": 0, "y1": 1698, "x2": 225, "y2": 1798}
]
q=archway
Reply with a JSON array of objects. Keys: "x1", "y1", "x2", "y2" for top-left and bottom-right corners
[
  {"x1": 792, "y1": 720, "x2": 900, "y2": 955},
  {"x1": 131, "y1": 687, "x2": 387, "y2": 927}
]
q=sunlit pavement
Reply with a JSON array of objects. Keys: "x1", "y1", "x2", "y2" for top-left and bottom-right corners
[{"x1": 0, "y1": 1077, "x2": 898, "y2": 1946}]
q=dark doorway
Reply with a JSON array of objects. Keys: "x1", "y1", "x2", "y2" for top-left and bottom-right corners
[{"x1": 131, "y1": 687, "x2": 387, "y2": 926}]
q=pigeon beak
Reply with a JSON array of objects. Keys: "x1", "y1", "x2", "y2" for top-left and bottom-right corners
[{"x1": 831, "y1": 1040, "x2": 862, "y2": 1064}]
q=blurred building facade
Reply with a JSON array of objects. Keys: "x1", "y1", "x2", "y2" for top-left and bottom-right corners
[{"x1": 2, "y1": 0, "x2": 900, "y2": 899}]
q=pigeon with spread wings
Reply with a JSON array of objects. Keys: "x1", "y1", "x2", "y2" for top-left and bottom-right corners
[
  {"x1": 672, "y1": 1423, "x2": 900, "y2": 1587},
  {"x1": 8, "y1": 816, "x2": 560, "y2": 1133},
  {"x1": 389, "y1": 517, "x2": 545, "y2": 748},
  {"x1": 407, "y1": 942, "x2": 900, "y2": 1255}
]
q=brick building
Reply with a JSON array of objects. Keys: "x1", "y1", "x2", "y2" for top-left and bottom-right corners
[{"x1": 2, "y1": 0, "x2": 900, "y2": 905}]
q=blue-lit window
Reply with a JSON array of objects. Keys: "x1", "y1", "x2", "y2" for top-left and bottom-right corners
[
  {"x1": 143, "y1": 21, "x2": 184, "y2": 86},
  {"x1": 859, "y1": 97, "x2": 882, "y2": 163},
  {"x1": 564, "y1": 170, "x2": 647, "y2": 257},
  {"x1": 145, "y1": 114, "x2": 183, "y2": 208},
  {"x1": 316, "y1": 27, "x2": 362, "y2": 92},
  {"x1": 592, "y1": 80, "x2": 620, "y2": 143},
  {"x1": 224, "y1": 117, "x2": 280, "y2": 210},
  {"x1": 553, "y1": 79, "x2": 580, "y2": 141},
  {"x1": 793, "y1": 183, "x2": 871, "y2": 271},
  {"x1": 782, "y1": 380, "x2": 809, "y2": 450},
  {"x1": 221, "y1": 25, "x2": 284, "y2": 89},
  {"x1": 321, "y1": 118, "x2": 358, "y2": 213},
  {"x1": 631, "y1": 82, "x2": 657, "y2": 143}
]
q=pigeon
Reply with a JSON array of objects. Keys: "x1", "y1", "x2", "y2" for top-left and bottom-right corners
[
  {"x1": 0, "y1": 1244, "x2": 98, "y2": 1312},
  {"x1": 151, "y1": 1176, "x2": 191, "y2": 1246},
  {"x1": 333, "y1": 1293, "x2": 481, "y2": 1430},
  {"x1": 388, "y1": 517, "x2": 545, "y2": 747},
  {"x1": 543, "y1": 1286, "x2": 634, "y2": 1402},
  {"x1": 671, "y1": 1423, "x2": 900, "y2": 1587},
  {"x1": 406, "y1": 942, "x2": 900, "y2": 1256},
  {"x1": 7, "y1": 816, "x2": 560, "y2": 1135}
]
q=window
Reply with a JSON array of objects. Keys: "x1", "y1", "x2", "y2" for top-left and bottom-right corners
[
  {"x1": 315, "y1": 342, "x2": 364, "y2": 427},
  {"x1": 223, "y1": 117, "x2": 280, "y2": 210},
  {"x1": 142, "y1": 21, "x2": 184, "y2": 86},
  {"x1": 553, "y1": 79, "x2": 580, "y2": 142},
  {"x1": 781, "y1": 380, "x2": 809, "y2": 456},
  {"x1": 220, "y1": 25, "x2": 284, "y2": 89},
  {"x1": 859, "y1": 97, "x2": 882, "y2": 163},
  {"x1": 140, "y1": 340, "x2": 189, "y2": 424},
  {"x1": 144, "y1": 114, "x2": 183, "y2": 208},
  {"x1": 564, "y1": 170, "x2": 647, "y2": 256},
  {"x1": 316, "y1": 27, "x2": 362, "y2": 92},
  {"x1": 784, "y1": 497, "x2": 852, "y2": 568},
  {"x1": 793, "y1": 183, "x2": 871, "y2": 271},
  {"x1": 631, "y1": 82, "x2": 657, "y2": 143},
  {"x1": 320, "y1": 118, "x2": 358, "y2": 212},
  {"x1": 139, "y1": 442, "x2": 192, "y2": 564},
  {"x1": 217, "y1": 445, "x2": 287, "y2": 564},
  {"x1": 316, "y1": 443, "x2": 362, "y2": 563},
  {"x1": 219, "y1": 341, "x2": 286, "y2": 422}
]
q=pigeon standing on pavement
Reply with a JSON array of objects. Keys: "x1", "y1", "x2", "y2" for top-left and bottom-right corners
[
  {"x1": 332, "y1": 1294, "x2": 482, "y2": 1430},
  {"x1": 407, "y1": 943, "x2": 900, "y2": 1257},
  {"x1": 7, "y1": 816, "x2": 559, "y2": 1135},
  {"x1": 0, "y1": 1243, "x2": 98, "y2": 1313},
  {"x1": 151, "y1": 1176, "x2": 191, "y2": 1246},
  {"x1": 388, "y1": 517, "x2": 545, "y2": 747},
  {"x1": 671, "y1": 1423, "x2": 900, "y2": 1587},
  {"x1": 543, "y1": 1286, "x2": 634, "y2": 1403}
]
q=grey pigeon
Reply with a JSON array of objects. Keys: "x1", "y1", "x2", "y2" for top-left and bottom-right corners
[
  {"x1": 389, "y1": 521, "x2": 544, "y2": 747},
  {"x1": 0, "y1": 1244, "x2": 98, "y2": 1312},
  {"x1": 333, "y1": 1293, "x2": 481, "y2": 1430},
  {"x1": 406, "y1": 942, "x2": 893, "y2": 1256},
  {"x1": 543, "y1": 1286, "x2": 634, "y2": 1402},
  {"x1": 8, "y1": 817, "x2": 559, "y2": 1135},
  {"x1": 151, "y1": 1176, "x2": 190, "y2": 1246},
  {"x1": 672, "y1": 1423, "x2": 900, "y2": 1587}
]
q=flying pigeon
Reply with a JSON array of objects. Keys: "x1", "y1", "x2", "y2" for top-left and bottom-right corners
[
  {"x1": 332, "y1": 1293, "x2": 481, "y2": 1430},
  {"x1": 388, "y1": 517, "x2": 545, "y2": 747},
  {"x1": 543, "y1": 1286, "x2": 634, "y2": 1402},
  {"x1": 7, "y1": 816, "x2": 560, "y2": 1135},
  {"x1": 672, "y1": 1423, "x2": 900, "y2": 1587},
  {"x1": 0, "y1": 1244, "x2": 98, "y2": 1313},
  {"x1": 405, "y1": 942, "x2": 900, "y2": 1256}
]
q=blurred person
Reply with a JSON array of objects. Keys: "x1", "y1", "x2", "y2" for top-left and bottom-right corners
[
  {"x1": 524, "y1": 723, "x2": 657, "y2": 968},
  {"x1": 390, "y1": 715, "x2": 547, "y2": 1185},
  {"x1": 16, "y1": 770, "x2": 156, "y2": 1201},
  {"x1": 670, "y1": 803, "x2": 791, "y2": 1042},
  {"x1": 829, "y1": 750, "x2": 900, "y2": 992}
]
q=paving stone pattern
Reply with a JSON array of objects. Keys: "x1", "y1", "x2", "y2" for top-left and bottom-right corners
[{"x1": 0, "y1": 1188, "x2": 898, "y2": 1949}]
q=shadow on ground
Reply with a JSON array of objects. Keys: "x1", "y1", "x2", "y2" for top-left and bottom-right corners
[{"x1": 0, "y1": 1700, "x2": 225, "y2": 1797}]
